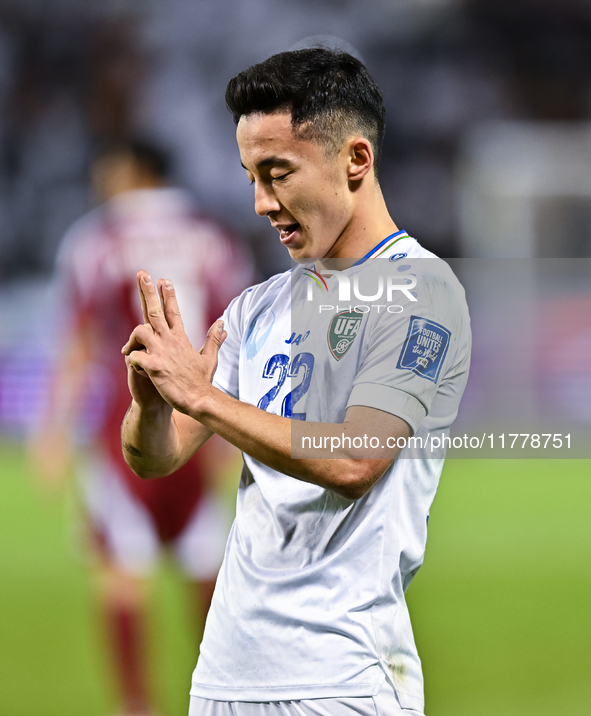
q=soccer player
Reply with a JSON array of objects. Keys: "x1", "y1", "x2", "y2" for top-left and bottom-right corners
[
  {"x1": 32, "y1": 139, "x2": 252, "y2": 716},
  {"x1": 121, "y1": 49, "x2": 471, "y2": 715}
]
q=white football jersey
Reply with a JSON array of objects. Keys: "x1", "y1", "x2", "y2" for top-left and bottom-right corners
[{"x1": 191, "y1": 231, "x2": 471, "y2": 712}]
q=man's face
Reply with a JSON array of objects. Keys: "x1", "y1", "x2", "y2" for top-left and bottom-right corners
[
  {"x1": 237, "y1": 110, "x2": 353, "y2": 260},
  {"x1": 91, "y1": 152, "x2": 143, "y2": 202}
]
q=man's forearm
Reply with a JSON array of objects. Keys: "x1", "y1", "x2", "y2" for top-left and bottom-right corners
[
  {"x1": 121, "y1": 401, "x2": 179, "y2": 478},
  {"x1": 192, "y1": 387, "x2": 405, "y2": 499},
  {"x1": 122, "y1": 398, "x2": 214, "y2": 478}
]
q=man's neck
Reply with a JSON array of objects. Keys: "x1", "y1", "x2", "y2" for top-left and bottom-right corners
[{"x1": 319, "y1": 187, "x2": 398, "y2": 269}]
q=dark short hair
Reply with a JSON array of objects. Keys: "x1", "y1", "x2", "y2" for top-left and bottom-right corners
[
  {"x1": 225, "y1": 48, "x2": 386, "y2": 176},
  {"x1": 95, "y1": 138, "x2": 171, "y2": 179}
]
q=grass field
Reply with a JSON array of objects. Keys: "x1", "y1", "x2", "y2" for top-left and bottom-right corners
[{"x1": 1, "y1": 439, "x2": 590, "y2": 715}]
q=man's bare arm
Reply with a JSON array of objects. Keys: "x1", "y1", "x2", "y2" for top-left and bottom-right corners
[
  {"x1": 121, "y1": 399, "x2": 213, "y2": 478},
  {"x1": 29, "y1": 320, "x2": 94, "y2": 489},
  {"x1": 193, "y1": 394, "x2": 409, "y2": 499}
]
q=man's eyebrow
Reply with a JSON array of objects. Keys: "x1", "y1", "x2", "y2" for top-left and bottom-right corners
[{"x1": 240, "y1": 156, "x2": 293, "y2": 171}]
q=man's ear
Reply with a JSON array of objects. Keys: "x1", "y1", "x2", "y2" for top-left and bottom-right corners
[{"x1": 346, "y1": 137, "x2": 374, "y2": 182}]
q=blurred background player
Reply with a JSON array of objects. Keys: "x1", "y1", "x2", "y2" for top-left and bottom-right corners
[{"x1": 30, "y1": 138, "x2": 252, "y2": 716}]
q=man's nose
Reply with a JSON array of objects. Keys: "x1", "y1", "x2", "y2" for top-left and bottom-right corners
[{"x1": 254, "y1": 182, "x2": 281, "y2": 217}]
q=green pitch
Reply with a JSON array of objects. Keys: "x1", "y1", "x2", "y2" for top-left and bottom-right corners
[
  {"x1": 1, "y1": 439, "x2": 590, "y2": 716},
  {"x1": 0, "y1": 439, "x2": 204, "y2": 716},
  {"x1": 409, "y1": 458, "x2": 591, "y2": 716}
]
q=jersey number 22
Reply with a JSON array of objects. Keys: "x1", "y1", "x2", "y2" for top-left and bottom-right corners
[{"x1": 257, "y1": 352, "x2": 314, "y2": 420}]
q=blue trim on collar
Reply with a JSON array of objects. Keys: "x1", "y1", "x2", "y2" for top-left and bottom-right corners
[{"x1": 352, "y1": 230, "x2": 406, "y2": 266}]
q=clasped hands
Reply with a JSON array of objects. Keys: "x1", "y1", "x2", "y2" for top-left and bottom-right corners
[{"x1": 121, "y1": 270, "x2": 226, "y2": 416}]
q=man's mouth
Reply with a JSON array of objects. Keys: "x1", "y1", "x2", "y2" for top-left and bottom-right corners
[{"x1": 277, "y1": 223, "x2": 300, "y2": 244}]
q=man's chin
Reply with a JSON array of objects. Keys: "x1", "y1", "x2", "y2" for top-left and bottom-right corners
[
  {"x1": 289, "y1": 253, "x2": 314, "y2": 265},
  {"x1": 286, "y1": 243, "x2": 325, "y2": 263}
]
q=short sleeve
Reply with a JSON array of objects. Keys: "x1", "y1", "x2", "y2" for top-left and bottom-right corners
[
  {"x1": 346, "y1": 270, "x2": 465, "y2": 434},
  {"x1": 212, "y1": 289, "x2": 251, "y2": 399}
]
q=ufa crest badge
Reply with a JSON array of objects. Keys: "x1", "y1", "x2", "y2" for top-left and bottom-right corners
[{"x1": 328, "y1": 310, "x2": 363, "y2": 361}]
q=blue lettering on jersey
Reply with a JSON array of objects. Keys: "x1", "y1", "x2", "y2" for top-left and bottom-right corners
[
  {"x1": 396, "y1": 316, "x2": 451, "y2": 383},
  {"x1": 285, "y1": 331, "x2": 310, "y2": 345}
]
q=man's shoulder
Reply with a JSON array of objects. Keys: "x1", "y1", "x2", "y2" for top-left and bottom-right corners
[
  {"x1": 230, "y1": 269, "x2": 292, "y2": 310},
  {"x1": 59, "y1": 206, "x2": 104, "y2": 247},
  {"x1": 384, "y1": 235, "x2": 466, "y2": 301},
  {"x1": 55, "y1": 206, "x2": 110, "y2": 274},
  {"x1": 219, "y1": 268, "x2": 292, "y2": 342}
]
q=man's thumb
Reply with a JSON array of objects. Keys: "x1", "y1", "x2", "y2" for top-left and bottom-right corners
[{"x1": 201, "y1": 320, "x2": 226, "y2": 356}]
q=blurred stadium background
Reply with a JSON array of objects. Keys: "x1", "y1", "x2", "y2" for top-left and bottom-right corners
[{"x1": 0, "y1": 0, "x2": 590, "y2": 714}]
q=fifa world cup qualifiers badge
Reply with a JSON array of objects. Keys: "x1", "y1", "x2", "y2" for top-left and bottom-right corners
[
  {"x1": 328, "y1": 310, "x2": 363, "y2": 360},
  {"x1": 396, "y1": 316, "x2": 451, "y2": 382}
]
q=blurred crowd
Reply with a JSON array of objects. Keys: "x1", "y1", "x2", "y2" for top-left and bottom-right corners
[{"x1": 2, "y1": 0, "x2": 591, "y2": 282}]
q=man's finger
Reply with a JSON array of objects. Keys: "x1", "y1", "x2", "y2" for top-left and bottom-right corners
[
  {"x1": 138, "y1": 272, "x2": 169, "y2": 334},
  {"x1": 125, "y1": 350, "x2": 153, "y2": 376},
  {"x1": 199, "y1": 320, "x2": 227, "y2": 358},
  {"x1": 158, "y1": 278, "x2": 184, "y2": 331},
  {"x1": 121, "y1": 324, "x2": 155, "y2": 356},
  {"x1": 137, "y1": 270, "x2": 151, "y2": 324}
]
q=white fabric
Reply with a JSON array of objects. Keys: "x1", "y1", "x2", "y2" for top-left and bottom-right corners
[
  {"x1": 174, "y1": 492, "x2": 232, "y2": 579},
  {"x1": 79, "y1": 452, "x2": 230, "y2": 579},
  {"x1": 191, "y1": 235, "x2": 471, "y2": 712},
  {"x1": 188, "y1": 680, "x2": 424, "y2": 715}
]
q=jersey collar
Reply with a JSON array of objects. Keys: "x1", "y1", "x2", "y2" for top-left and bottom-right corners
[{"x1": 351, "y1": 230, "x2": 409, "y2": 266}]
